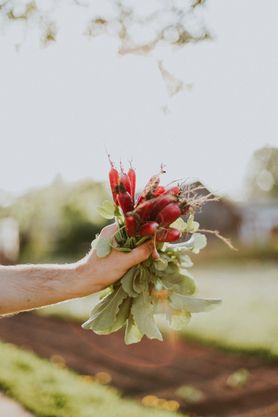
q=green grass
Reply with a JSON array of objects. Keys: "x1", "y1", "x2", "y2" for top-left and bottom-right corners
[
  {"x1": 0, "y1": 342, "x2": 182, "y2": 417},
  {"x1": 183, "y1": 262, "x2": 278, "y2": 357},
  {"x1": 40, "y1": 262, "x2": 278, "y2": 358}
]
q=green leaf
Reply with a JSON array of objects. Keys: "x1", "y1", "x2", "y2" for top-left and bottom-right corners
[
  {"x1": 109, "y1": 297, "x2": 132, "y2": 333},
  {"x1": 154, "y1": 257, "x2": 168, "y2": 271},
  {"x1": 165, "y1": 262, "x2": 179, "y2": 275},
  {"x1": 91, "y1": 236, "x2": 98, "y2": 249},
  {"x1": 97, "y1": 200, "x2": 115, "y2": 219},
  {"x1": 131, "y1": 293, "x2": 163, "y2": 341},
  {"x1": 133, "y1": 267, "x2": 149, "y2": 294},
  {"x1": 82, "y1": 287, "x2": 127, "y2": 333},
  {"x1": 170, "y1": 217, "x2": 187, "y2": 231},
  {"x1": 190, "y1": 233, "x2": 207, "y2": 254},
  {"x1": 95, "y1": 235, "x2": 112, "y2": 257},
  {"x1": 178, "y1": 233, "x2": 207, "y2": 254},
  {"x1": 171, "y1": 215, "x2": 199, "y2": 233},
  {"x1": 185, "y1": 214, "x2": 200, "y2": 233},
  {"x1": 121, "y1": 267, "x2": 138, "y2": 298},
  {"x1": 180, "y1": 254, "x2": 193, "y2": 268},
  {"x1": 168, "y1": 310, "x2": 191, "y2": 331},
  {"x1": 124, "y1": 314, "x2": 143, "y2": 344},
  {"x1": 160, "y1": 271, "x2": 196, "y2": 295},
  {"x1": 169, "y1": 293, "x2": 221, "y2": 313},
  {"x1": 156, "y1": 242, "x2": 166, "y2": 251},
  {"x1": 89, "y1": 289, "x2": 113, "y2": 316},
  {"x1": 88, "y1": 296, "x2": 131, "y2": 335}
]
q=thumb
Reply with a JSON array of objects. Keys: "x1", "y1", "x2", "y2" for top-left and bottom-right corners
[{"x1": 124, "y1": 241, "x2": 154, "y2": 268}]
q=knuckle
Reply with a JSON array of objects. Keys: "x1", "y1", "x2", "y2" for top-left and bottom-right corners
[
  {"x1": 100, "y1": 223, "x2": 117, "y2": 236},
  {"x1": 138, "y1": 243, "x2": 152, "y2": 258}
]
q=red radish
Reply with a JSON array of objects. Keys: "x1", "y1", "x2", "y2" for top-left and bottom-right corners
[
  {"x1": 134, "y1": 199, "x2": 156, "y2": 221},
  {"x1": 140, "y1": 221, "x2": 159, "y2": 237},
  {"x1": 156, "y1": 203, "x2": 181, "y2": 227},
  {"x1": 120, "y1": 173, "x2": 132, "y2": 195},
  {"x1": 166, "y1": 186, "x2": 180, "y2": 196},
  {"x1": 136, "y1": 178, "x2": 159, "y2": 205},
  {"x1": 118, "y1": 191, "x2": 134, "y2": 214},
  {"x1": 125, "y1": 214, "x2": 137, "y2": 236},
  {"x1": 153, "y1": 186, "x2": 166, "y2": 197},
  {"x1": 136, "y1": 165, "x2": 165, "y2": 206},
  {"x1": 149, "y1": 195, "x2": 176, "y2": 220},
  {"x1": 127, "y1": 166, "x2": 136, "y2": 201},
  {"x1": 109, "y1": 167, "x2": 120, "y2": 205},
  {"x1": 156, "y1": 227, "x2": 181, "y2": 242},
  {"x1": 136, "y1": 194, "x2": 145, "y2": 206}
]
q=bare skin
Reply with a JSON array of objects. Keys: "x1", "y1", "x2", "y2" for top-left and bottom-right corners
[{"x1": 0, "y1": 224, "x2": 155, "y2": 316}]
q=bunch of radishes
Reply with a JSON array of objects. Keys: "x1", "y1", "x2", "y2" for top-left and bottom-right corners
[
  {"x1": 109, "y1": 160, "x2": 194, "y2": 243},
  {"x1": 82, "y1": 159, "x2": 223, "y2": 344}
]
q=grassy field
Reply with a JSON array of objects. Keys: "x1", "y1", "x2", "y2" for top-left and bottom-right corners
[
  {"x1": 0, "y1": 342, "x2": 182, "y2": 417},
  {"x1": 184, "y1": 262, "x2": 278, "y2": 357},
  {"x1": 1, "y1": 262, "x2": 277, "y2": 417},
  {"x1": 39, "y1": 262, "x2": 278, "y2": 357}
]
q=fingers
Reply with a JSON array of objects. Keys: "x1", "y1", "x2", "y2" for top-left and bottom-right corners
[
  {"x1": 124, "y1": 241, "x2": 154, "y2": 267},
  {"x1": 99, "y1": 223, "x2": 118, "y2": 238},
  {"x1": 100, "y1": 225, "x2": 160, "y2": 265}
]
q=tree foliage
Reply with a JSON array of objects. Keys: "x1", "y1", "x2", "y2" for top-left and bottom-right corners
[
  {"x1": 0, "y1": 177, "x2": 109, "y2": 262},
  {"x1": 0, "y1": 0, "x2": 210, "y2": 53}
]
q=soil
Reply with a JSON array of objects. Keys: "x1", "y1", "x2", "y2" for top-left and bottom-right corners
[{"x1": 0, "y1": 313, "x2": 278, "y2": 417}]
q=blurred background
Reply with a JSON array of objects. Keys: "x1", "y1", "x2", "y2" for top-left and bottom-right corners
[{"x1": 0, "y1": 1, "x2": 277, "y2": 417}]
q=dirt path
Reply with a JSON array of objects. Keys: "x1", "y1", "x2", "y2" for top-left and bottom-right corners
[{"x1": 0, "y1": 313, "x2": 278, "y2": 417}]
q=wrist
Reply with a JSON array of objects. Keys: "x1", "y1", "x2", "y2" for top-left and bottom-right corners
[{"x1": 70, "y1": 255, "x2": 103, "y2": 298}]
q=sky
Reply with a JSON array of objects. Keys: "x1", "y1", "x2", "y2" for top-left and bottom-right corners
[{"x1": 0, "y1": 0, "x2": 278, "y2": 200}]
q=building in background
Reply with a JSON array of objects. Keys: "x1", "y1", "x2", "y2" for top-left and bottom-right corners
[
  {"x1": 189, "y1": 183, "x2": 278, "y2": 247},
  {"x1": 195, "y1": 199, "x2": 242, "y2": 238},
  {"x1": 239, "y1": 201, "x2": 278, "y2": 246},
  {"x1": 189, "y1": 182, "x2": 242, "y2": 239}
]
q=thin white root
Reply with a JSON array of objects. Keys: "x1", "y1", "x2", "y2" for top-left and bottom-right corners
[{"x1": 198, "y1": 229, "x2": 237, "y2": 251}]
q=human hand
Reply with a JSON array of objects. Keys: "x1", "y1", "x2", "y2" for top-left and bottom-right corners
[{"x1": 75, "y1": 224, "x2": 155, "y2": 296}]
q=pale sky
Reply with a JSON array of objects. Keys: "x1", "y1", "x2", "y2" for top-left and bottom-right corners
[{"x1": 0, "y1": 0, "x2": 277, "y2": 200}]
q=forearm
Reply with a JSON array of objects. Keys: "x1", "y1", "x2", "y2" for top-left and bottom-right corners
[
  {"x1": 0, "y1": 224, "x2": 154, "y2": 316},
  {"x1": 0, "y1": 260, "x2": 100, "y2": 315}
]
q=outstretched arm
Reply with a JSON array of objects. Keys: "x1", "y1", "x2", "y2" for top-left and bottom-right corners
[{"x1": 0, "y1": 224, "x2": 154, "y2": 315}]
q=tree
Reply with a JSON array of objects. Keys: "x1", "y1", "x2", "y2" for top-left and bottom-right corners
[
  {"x1": 0, "y1": 0, "x2": 210, "y2": 52},
  {"x1": 246, "y1": 146, "x2": 278, "y2": 200}
]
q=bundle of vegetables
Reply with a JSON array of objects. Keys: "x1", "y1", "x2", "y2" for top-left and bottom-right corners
[{"x1": 82, "y1": 160, "x2": 221, "y2": 344}]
